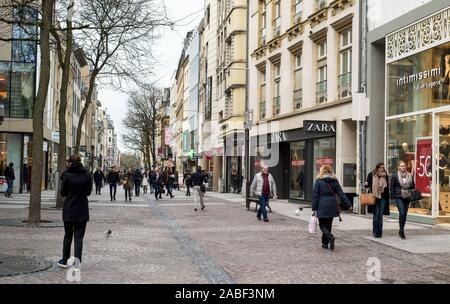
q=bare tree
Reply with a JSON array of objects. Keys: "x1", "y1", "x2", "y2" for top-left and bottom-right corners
[
  {"x1": 0, "y1": 0, "x2": 55, "y2": 223},
  {"x1": 73, "y1": 0, "x2": 170, "y2": 154},
  {"x1": 122, "y1": 86, "x2": 161, "y2": 170}
]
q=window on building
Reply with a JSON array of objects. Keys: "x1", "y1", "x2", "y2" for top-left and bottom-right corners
[
  {"x1": 259, "y1": 69, "x2": 266, "y2": 120},
  {"x1": 273, "y1": 0, "x2": 281, "y2": 37},
  {"x1": 316, "y1": 40, "x2": 327, "y2": 104},
  {"x1": 315, "y1": 0, "x2": 327, "y2": 11},
  {"x1": 260, "y1": 0, "x2": 267, "y2": 45},
  {"x1": 273, "y1": 63, "x2": 281, "y2": 116},
  {"x1": 293, "y1": 53, "x2": 302, "y2": 110},
  {"x1": 109, "y1": 137, "x2": 111, "y2": 143},
  {"x1": 205, "y1": 76, "x2": 212, "y2": 120},
  {"x1": 338, "y1": 28, "x2": 352, "y2": 99},
  {"x1": 293, "y1": 0, "x2": 303, "y2": 25}
]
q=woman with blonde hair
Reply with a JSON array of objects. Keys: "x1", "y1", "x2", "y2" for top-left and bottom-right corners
[{"x1": 312, "y1": 164, "x2": 352, "y2": 250}]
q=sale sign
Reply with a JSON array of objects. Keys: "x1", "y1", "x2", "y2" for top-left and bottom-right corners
[
  {"x1": 316, "y1": 157, "x2": 334, "y2": 171},
  {"x1": 415, "y1": 137, "x2": 432, "y2": 195}
]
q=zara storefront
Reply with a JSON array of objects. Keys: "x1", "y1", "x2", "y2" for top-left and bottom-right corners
[{"x1": 384, "y1": 6, "x2": 450, "y2": 224}]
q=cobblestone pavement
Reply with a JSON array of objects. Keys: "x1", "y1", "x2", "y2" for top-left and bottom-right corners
[{"x1": 1, "y1": 188, "x2": 450, "y2": 283}]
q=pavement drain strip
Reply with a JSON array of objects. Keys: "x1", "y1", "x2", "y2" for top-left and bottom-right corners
[{"x1": 146, "y1": 197, "x2": 235, "y2": 284}]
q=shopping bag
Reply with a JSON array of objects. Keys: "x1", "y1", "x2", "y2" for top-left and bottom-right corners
[
  {"x1": 360, "y1": 192, "x2": 376, "y2": 206},
  {"x1": 308, "y1": 214, "x2": 318, "y2": 234}
]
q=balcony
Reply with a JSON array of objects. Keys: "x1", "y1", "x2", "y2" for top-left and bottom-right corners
[
  {"x1": 259, "y1": 101, "x2": 266, "y2": 120},
  {"x1": 294, "y1": 89, "x2": 302, "y2": 110},
  {"x1": 338, "y1": 72, "x2": 352, "y2": 99},
  {"x1": 273, "y1": 17, "x2": 281, "y2": 38},
  {"x1": 316, "y1": 80, "x2": 327, "y2": 104},
  {"x1": 273, "y1": 96, "x2": 280, "y2": 116}
]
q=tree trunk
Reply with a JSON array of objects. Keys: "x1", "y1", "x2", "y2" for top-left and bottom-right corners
[
  {"x1": 74, "y1": 71, "x2": 97, "y2": 154},
  {"x1": 28, "y1": 0, "x2": 54, "y2": 223},
  {"x1": 56, "y1": 14, "x2": 73, "y2": 208}
]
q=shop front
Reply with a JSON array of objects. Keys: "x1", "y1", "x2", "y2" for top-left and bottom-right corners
[
  {"x1": 386, "y1": 25, "x2": 450, "y2": 223},
  {"x1": 250, "y1": 121, "x2": 337, "y2": 202}
]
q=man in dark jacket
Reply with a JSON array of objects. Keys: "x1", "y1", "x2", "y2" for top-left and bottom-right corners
[
  {"x1": 183, "y1": 170, "x2": 193, "y2": 196},
  {"x1": 4, "y1": 162, "x2": 15, "y2": 197},
  {"x1": 192, "y1": 166, "x2": 208, "y2": 211},
  {"x1": 150, "y1": 167, "x2": 164, "y2": 200},
  {"x1": 93, "y1": 167, "x2": 105, "y2": 195},
  {"x1": 57, "y1": 155, "x2": 92, "y2": 271},
  {"x1": 133, "y1": 168, "x2": 142, "y2": 197},
  {"x1": 106, "y1": 167, "x2": 120, "y2": 201}
]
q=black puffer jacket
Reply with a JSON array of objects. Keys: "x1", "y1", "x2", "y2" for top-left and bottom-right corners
[
  {"x1": 390, "y1": 172, "x2": 415, "y2": 200},
  {"x1": 60, "y1": 162, "x2": 92, "y2": 222}
]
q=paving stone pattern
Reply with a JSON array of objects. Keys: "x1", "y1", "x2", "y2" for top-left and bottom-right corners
[{"x1": 0, "y1": 188, "x2": 450, "y2": 283}]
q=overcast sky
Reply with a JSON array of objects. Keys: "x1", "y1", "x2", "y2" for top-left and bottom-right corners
[{"x1": 97, "y1": 0, "x2": 204, "y2": 153}]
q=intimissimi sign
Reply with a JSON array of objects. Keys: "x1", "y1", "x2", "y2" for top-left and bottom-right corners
[{"x1": 396, "y1": 67, "x2": 442, "y2": 86}]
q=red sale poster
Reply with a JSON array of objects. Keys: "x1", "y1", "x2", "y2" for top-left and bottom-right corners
[{"x1": 415, "y1": 137, "x2": 432, "y2": 195}]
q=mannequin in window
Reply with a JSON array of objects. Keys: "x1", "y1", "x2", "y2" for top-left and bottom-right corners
[
  {"x1": 400, "y1": 142, "x2": 414, "y2": 173},
  {"x1": 296, "y1": 167, "x2": 305, "y2": 197},
  {"x1": 438, "y1": 154, "x2": 449, "y2": 187},
  {"x1": 440, "y1": 140, "x2": 450, "y2": 159},
  {"x1": 443, "y1": 54, "x2": 450, "y2": 100}
]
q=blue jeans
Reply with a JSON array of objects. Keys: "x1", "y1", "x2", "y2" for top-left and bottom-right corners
[
  {"x1": 6, "y1": 178, "x2": 13, "y2": 195},
  {"x1": 257, "y1": 194, "x2": 269, "y2": 219},
  {"x1": 396, "y1": 198, "x2": 409, "y2": 232},
  {"x1": 373, "y1": 198, "x2": 386, "y2": 236}
]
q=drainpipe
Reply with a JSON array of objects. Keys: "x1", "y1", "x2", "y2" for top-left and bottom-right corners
[
  {"x1": 358, "y1": 0, "x2": 368, "y2": 213},
  {"x1": 244, "y1": 0, "x2": 250, "y2": 201}
]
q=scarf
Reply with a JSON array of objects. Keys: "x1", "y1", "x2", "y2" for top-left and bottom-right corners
[
  {"x1": 398, "y1": 170, "x2": 413, "y2": 199},
  {"x1": 372, "y1": 171, "x2": 387, "y2": 199}
]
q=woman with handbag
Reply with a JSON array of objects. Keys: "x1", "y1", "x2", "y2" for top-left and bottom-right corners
[
  {"x1": 365, "y1": 162, "x2": 390, "y2": 238},
  {"x1": 312, "y1": 165, "x2": 352, "y2": 250},
  {"x1": 390, "y1": 161, "x2": 415, "y2": 239}
]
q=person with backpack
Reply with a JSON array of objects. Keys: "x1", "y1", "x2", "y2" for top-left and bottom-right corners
[
  {"x1": 312, "y1": 164, "x2": 352, "y2": 250},
  {"x1": 57, "y1": 155, "x2": 92, "y2": 271},
  {"x1": 192, "y1": 166, "x2": 208, "y2": 211}
]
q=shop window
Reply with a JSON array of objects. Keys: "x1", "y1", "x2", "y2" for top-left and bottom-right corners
[
  {"x1": 387, "y1": 41, "x2": 450, "y2": 116},
  {"x1": 290, "y1": 141, "x2": 306, "y2": 199},
  {"x1": 313, "y1": 137, "x2": 335, "y2": 178},
  {"x1": 386, "y1": 113, "x2": 432, "y2": 216}
]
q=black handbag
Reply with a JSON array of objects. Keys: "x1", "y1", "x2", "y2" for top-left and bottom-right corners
[
  {"x1": 200, "y1": 185, "x2": 206, "y2": 193},
  {"x1": 410, "y1": 189, "x2": 423, "y2": 202}
]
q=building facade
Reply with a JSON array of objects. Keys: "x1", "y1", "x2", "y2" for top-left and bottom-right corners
[
  {"x1": 248, "y1": 0, "x2": 359, "y2": 201},
  {"x1": 366, "y1": 0, "x2": 450, "y2": 224}
]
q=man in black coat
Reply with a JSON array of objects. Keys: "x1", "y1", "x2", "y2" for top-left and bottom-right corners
[
  {"x1": 150, "y1": 167, "x2": 164, "y2": 200},
  {"x1": 133, "y1": 168, "x2": 142, "y2": 197},
  {"x1": 106, "y1": 167, "x2": 120, "y2": 201},
  {"x1": 192, "y1": 166, "x2": 208, "y2": 211},
  {"x1": 57, "y1": 155, "x2": 92, "y2": 271},
  {"x1": 4, "y1": 162, "x2": 15, "y2": 197},
  {"x1": 93, "y1": 167, "x2": 105, "y2": 195}
]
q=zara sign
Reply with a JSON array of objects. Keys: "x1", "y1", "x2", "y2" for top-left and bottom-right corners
[{"x1": 304, "y1": 121, "x2": 336, "y2": 133}]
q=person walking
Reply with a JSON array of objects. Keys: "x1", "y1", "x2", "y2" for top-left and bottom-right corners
[
  {"x1": 312, "y1": 165, "x2": 352, "y2": 250},
  {"x1": 142, "y1": 171, "x2": 149, "y2": 194},
  {"x1": 173, "y1": 170, "x2": 180, "y2": 191},
  {"x1": 183, "y1": 170, "x2": 193, "y2": 196},
  {"x1": 165, "y1": 168, "x2": 175, "y2": 198},
  {"x1": 4, "y1": 162, "x2": 15, "y2": 197},
  {"x1": 121, "y1": 169, "x2": 134, "y2": 202},
  {"x1": 93, "y1": 167, "x2": 105, "y2": 195},
  {"x1": 365, "y1": 162, "x2": 390, "y2": 238},
  {"x1": 106, "y1": 167, "x2": 120, "y2": 201},
  {"x1": 192, "y1": 166, "x2": 208, "y2": 211},
  {"x1": 133, "y1": 168, "x2": 142, "y2": 197},
  {"x1": 57, "y1": 155, "x2": 92, "y2": 270},
  {"x1": 390, "y1": 160, "x2": 415, "y2": 239},
  {"x1": 150, "y1": 167, "x2": 164, "y2": 200},
  {"x1": 250, "y1": 165, "x2": 277, "y2": 222}
]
